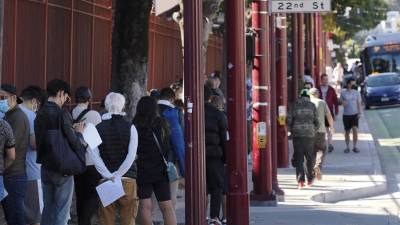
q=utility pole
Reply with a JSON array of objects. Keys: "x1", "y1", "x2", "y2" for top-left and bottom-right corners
[
  {"x1": 226, "y1": 0, "x2": 250, "y2": 224},
  {"x1": 251, "y1": 0, "x2": 275, "y2": 204},
  {"x1": 314, "y1": 13, "x2": 322, "y2": 86},
  {"x1": 291, "y1": 15, "x2": 299, "y2": 100},
  {"x1": 0, "y1": 0, "x2": 4, "y2": 84},
  {"x1": 305, "y1": 14, "x2": 315, "y2": 80},
  {"x1": 276, "y1": 14, "x2": 289, "y2": 169},
  {"x1": 183, "y1": 0, "x2": 206, "y2": 224},
  {"x1": 269, "y1": 14, "x2": 283, "y2": 196},
  {"x1": 297, "y1": 14, "x2": 305, "y2": 91}
]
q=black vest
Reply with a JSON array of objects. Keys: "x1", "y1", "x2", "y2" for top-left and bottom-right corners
[{"x1": 96, "y1": 115, "x2": 137, "y2": 179}]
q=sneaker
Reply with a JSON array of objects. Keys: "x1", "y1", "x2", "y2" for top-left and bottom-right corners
[
  {"x1": 328, "y1": 144, "x2": 334, "y2": 153},
  {"x1": 209, "y1": 218, "x2": 222, "y2": 225},
  {"x1": 353, "y1": 148, "x2": 360, "y2": 153},
  {"x1": 344, "y1": 148, "x2": 350, "y2": 153},
  {"x1": 298, "y1": 181, "x2": 305, "y2": 189},
  {"x1": 221, "y1": 218, "x2": 227, "y2": 225},
  {"x1": 307, "y1": 180, "x2": 314, "y2": 187},
  {"x1": 314, "y1": 167, "x2": 322, "y2": 181}
]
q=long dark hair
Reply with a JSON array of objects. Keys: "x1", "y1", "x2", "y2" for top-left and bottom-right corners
[{"x1": 133, "y1": 96, "x2": 159, "y2": 129}]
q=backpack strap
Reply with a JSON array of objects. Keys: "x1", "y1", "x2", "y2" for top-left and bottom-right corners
[{"x1": 74, "y1": 108, "x2": 91, "y2": 124}]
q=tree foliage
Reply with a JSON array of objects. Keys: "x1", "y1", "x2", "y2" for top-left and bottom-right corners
[{"x1": 323, "y1": 0, "x2": 388, "y2": 40}]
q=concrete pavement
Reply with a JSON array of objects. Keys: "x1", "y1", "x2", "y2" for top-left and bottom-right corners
[
  {"x1": 152, "y1": 107, "x2": 400, "y2": 225},
  {"x1": 250, "y1": 107, "x2": 398, "y2": 225}
]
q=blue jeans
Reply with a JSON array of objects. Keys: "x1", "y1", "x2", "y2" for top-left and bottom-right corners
[
  {"x1": 41, "y1": 168, "x2": 74, "y2": 225},
  {"x1": 2, "y1": 173, "x2": 27, "y2": 225}
]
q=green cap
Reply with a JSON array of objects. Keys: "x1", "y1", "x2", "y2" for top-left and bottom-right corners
[{"x1": 299, "y1": 89, "x2": 310, "y2": 98}]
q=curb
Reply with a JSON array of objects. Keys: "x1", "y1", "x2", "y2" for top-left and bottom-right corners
[{"x1": 311, "y1": 176, "x2": 387, "y2": 203}]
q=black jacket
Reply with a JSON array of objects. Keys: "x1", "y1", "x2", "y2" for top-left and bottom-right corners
[
  {"x1": 35, "y1": 101, "x2": 85, "y2": 170},
  {"x1": 205, "y1": 103, "x2": 227, "y2": 161},
  {"x1": 134, "y1": 117, "x2": 171, "y2": 184}
]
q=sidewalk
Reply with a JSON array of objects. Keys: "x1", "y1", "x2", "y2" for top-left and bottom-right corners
[
  {"x1": 250, "y1": 108, "x2": 398, "y2": 225},
  {"x1": 154, "y1": 107, "x2": 400, "y2": 225}
]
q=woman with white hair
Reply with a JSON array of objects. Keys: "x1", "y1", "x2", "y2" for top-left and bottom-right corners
[{"x1": 88, "y1": 92, "x2": 139, "y2": 225}]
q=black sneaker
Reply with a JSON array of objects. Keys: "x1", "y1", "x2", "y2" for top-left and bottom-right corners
[
  {"x1": 344, "y1": 148, "x2": 350, "y2": 153},
  {"x1": 328, "y1": 144, "x2": 334, "y2": 153},
  {"x1": 353, "y1": 148, "x2": 360, "y2": 153}
]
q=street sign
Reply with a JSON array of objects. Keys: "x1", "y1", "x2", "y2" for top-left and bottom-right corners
[
  {"x1": 270, "y1": 0, "x2": 331, "y2": 13},
  {"x1": 155, "y1": 0, "x2": 179, "y2": 16}
]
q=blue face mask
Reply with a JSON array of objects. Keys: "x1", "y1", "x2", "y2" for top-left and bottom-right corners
[{"x1": 0, "y1": 100, "x2": 9, "y2": 113}]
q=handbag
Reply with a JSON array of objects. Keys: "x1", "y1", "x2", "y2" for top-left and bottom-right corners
[
  {"x1": 152, "y1": 131, "x2": 179, "y2": 182},
  {"x1": 44, "y1": 112, "x2": 86, "y2": 176}
]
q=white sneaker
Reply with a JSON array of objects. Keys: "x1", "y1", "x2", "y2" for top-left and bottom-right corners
[{"x1": 209, "y1": 218, "x2": 222, "y2": 225}]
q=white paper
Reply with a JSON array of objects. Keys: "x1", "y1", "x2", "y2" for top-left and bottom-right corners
[
  {"x1": 82, "y1": 123, "x2": 102, "y2": 150},
  {"x1": 96, "y1": 178, "x2": 125, "y2": 207}
]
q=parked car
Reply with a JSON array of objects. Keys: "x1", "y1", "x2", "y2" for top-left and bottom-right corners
[{"x1": 363, "y1": 72, "x2": 400, "y2": 109}]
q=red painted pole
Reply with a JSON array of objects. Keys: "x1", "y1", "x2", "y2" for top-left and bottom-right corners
[
  {"x1": 305, "y1": 14, "x2": 314, "y2": 79},
  {"x1": 183, "y1": 0, "x2": 206, "y2": 224},
  {"x1": 251, "y1": 0, "x2": 275, "y2": 202},
  {"x1": 226, "y1": 1, "x2": 250, "y2": 224},
  {"x1": 298, "y1": 14, "x2": 305, "y2": 90},
  {"x1": 276, "y1": 15, "x2": 289, "y2": 168},
  {"x1": 314, "y1": 13, "x2": 322, "y2": 86},
  {"x1": 269, "y1": 14, "x2": 284, "y2": 195},
  {"x1": 291, "y1": 15, "x2": 299, "y2": 101}
]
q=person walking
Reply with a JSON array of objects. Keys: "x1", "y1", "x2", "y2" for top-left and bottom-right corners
[
  {"x1": 0, "y1": 84, "x2": 30, "y2": 225},
  {"x1": 309, "y1": 88, "x2": 334, "y2": 181},
  {"x1": 133, "y1": 96, "x2": 177, "y2": 225},
  {"x1": 317, "y1": 74, "x2": 339, "y2": 153},
  {"x1": 19, "y1": 86, "x2": 46, "y2": 225},
  {"x1": 87, "y1": 92, "x2": 139, "y2": 225},
  {"x1": 72, "y1": 86, "x2": 102, "y2": 225},
  {"x1": 288, "y1": 89, "x2": 319, "y2": 188},
  {"x1": 35, "y1": 79, "x2": 86, "y2": 225},
  {"x1": 204, "y1": 86, "x2": 227, "y2": 225},
  {"x1": 333, "y1": 63, "x2": 344, "y2": 92},
  {"x1": 340, "y1": 78, "x2": 363, "y2": 153}
]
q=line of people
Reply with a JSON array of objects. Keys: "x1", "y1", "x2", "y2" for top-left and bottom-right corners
[
  {"x1": 289, "y1": 74, "x2": 363, "y2": 189},
  {"x1": 0, "y1": 79, "x2": 189, "y2": 225}
]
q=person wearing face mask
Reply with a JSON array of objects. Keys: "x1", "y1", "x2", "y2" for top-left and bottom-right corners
[
  {"x1": 0, "y1": 84, "x2": 30, "y2": 225},
  {"x1": 34, "y1": 79, "x2": 86, "y2": 225},
  {"x1": 340, "y1": 78, "x2": 362, "y2": 154},
  {"x1": 19, "y1": 86, "x2": 46, "y2": 225}
]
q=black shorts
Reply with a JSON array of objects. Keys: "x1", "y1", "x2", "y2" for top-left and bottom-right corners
[
  {"x1": 343, "y1": 114, "x2": 359, "y2": 131},
  {"x1": 138, "y1": 178, "x2": 171, "y2": 202}
]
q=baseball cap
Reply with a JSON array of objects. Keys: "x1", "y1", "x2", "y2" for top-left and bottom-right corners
[{"x1": 1, "y1": 84, "x2": 23, "y2": 104}]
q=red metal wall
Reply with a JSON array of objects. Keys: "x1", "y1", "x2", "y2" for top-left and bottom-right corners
[
  {"x1": 2, "y1": 0, "x2": 113, "y2": 106},
  {"x1": 148, "y1": 14, "x2": 223, "y2": 90}
]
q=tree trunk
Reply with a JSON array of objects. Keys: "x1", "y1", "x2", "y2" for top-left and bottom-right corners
[
  {"x1": 175, "y1": 0, "x2": 223, "y2": 78},
  {"x1": 111, "y1": 0, "x2": 152, "y2": 120}
]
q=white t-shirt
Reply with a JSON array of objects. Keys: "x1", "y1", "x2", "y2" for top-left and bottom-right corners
[{"x1": 72, "y1": 105, "x2": 102, "y2": 165}]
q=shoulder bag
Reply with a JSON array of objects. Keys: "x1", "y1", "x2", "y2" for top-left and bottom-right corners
[
  {"x1": 44, "y1": 112, "x2": 86, "y2": 175},
  {"x1": 152, "y1": 131, "x2": 179, "y2": 182}
]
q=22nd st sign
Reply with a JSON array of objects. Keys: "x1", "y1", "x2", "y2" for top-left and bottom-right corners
[{"x1": 270, "y1": 0, "x2": 331, "y2": 13}]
